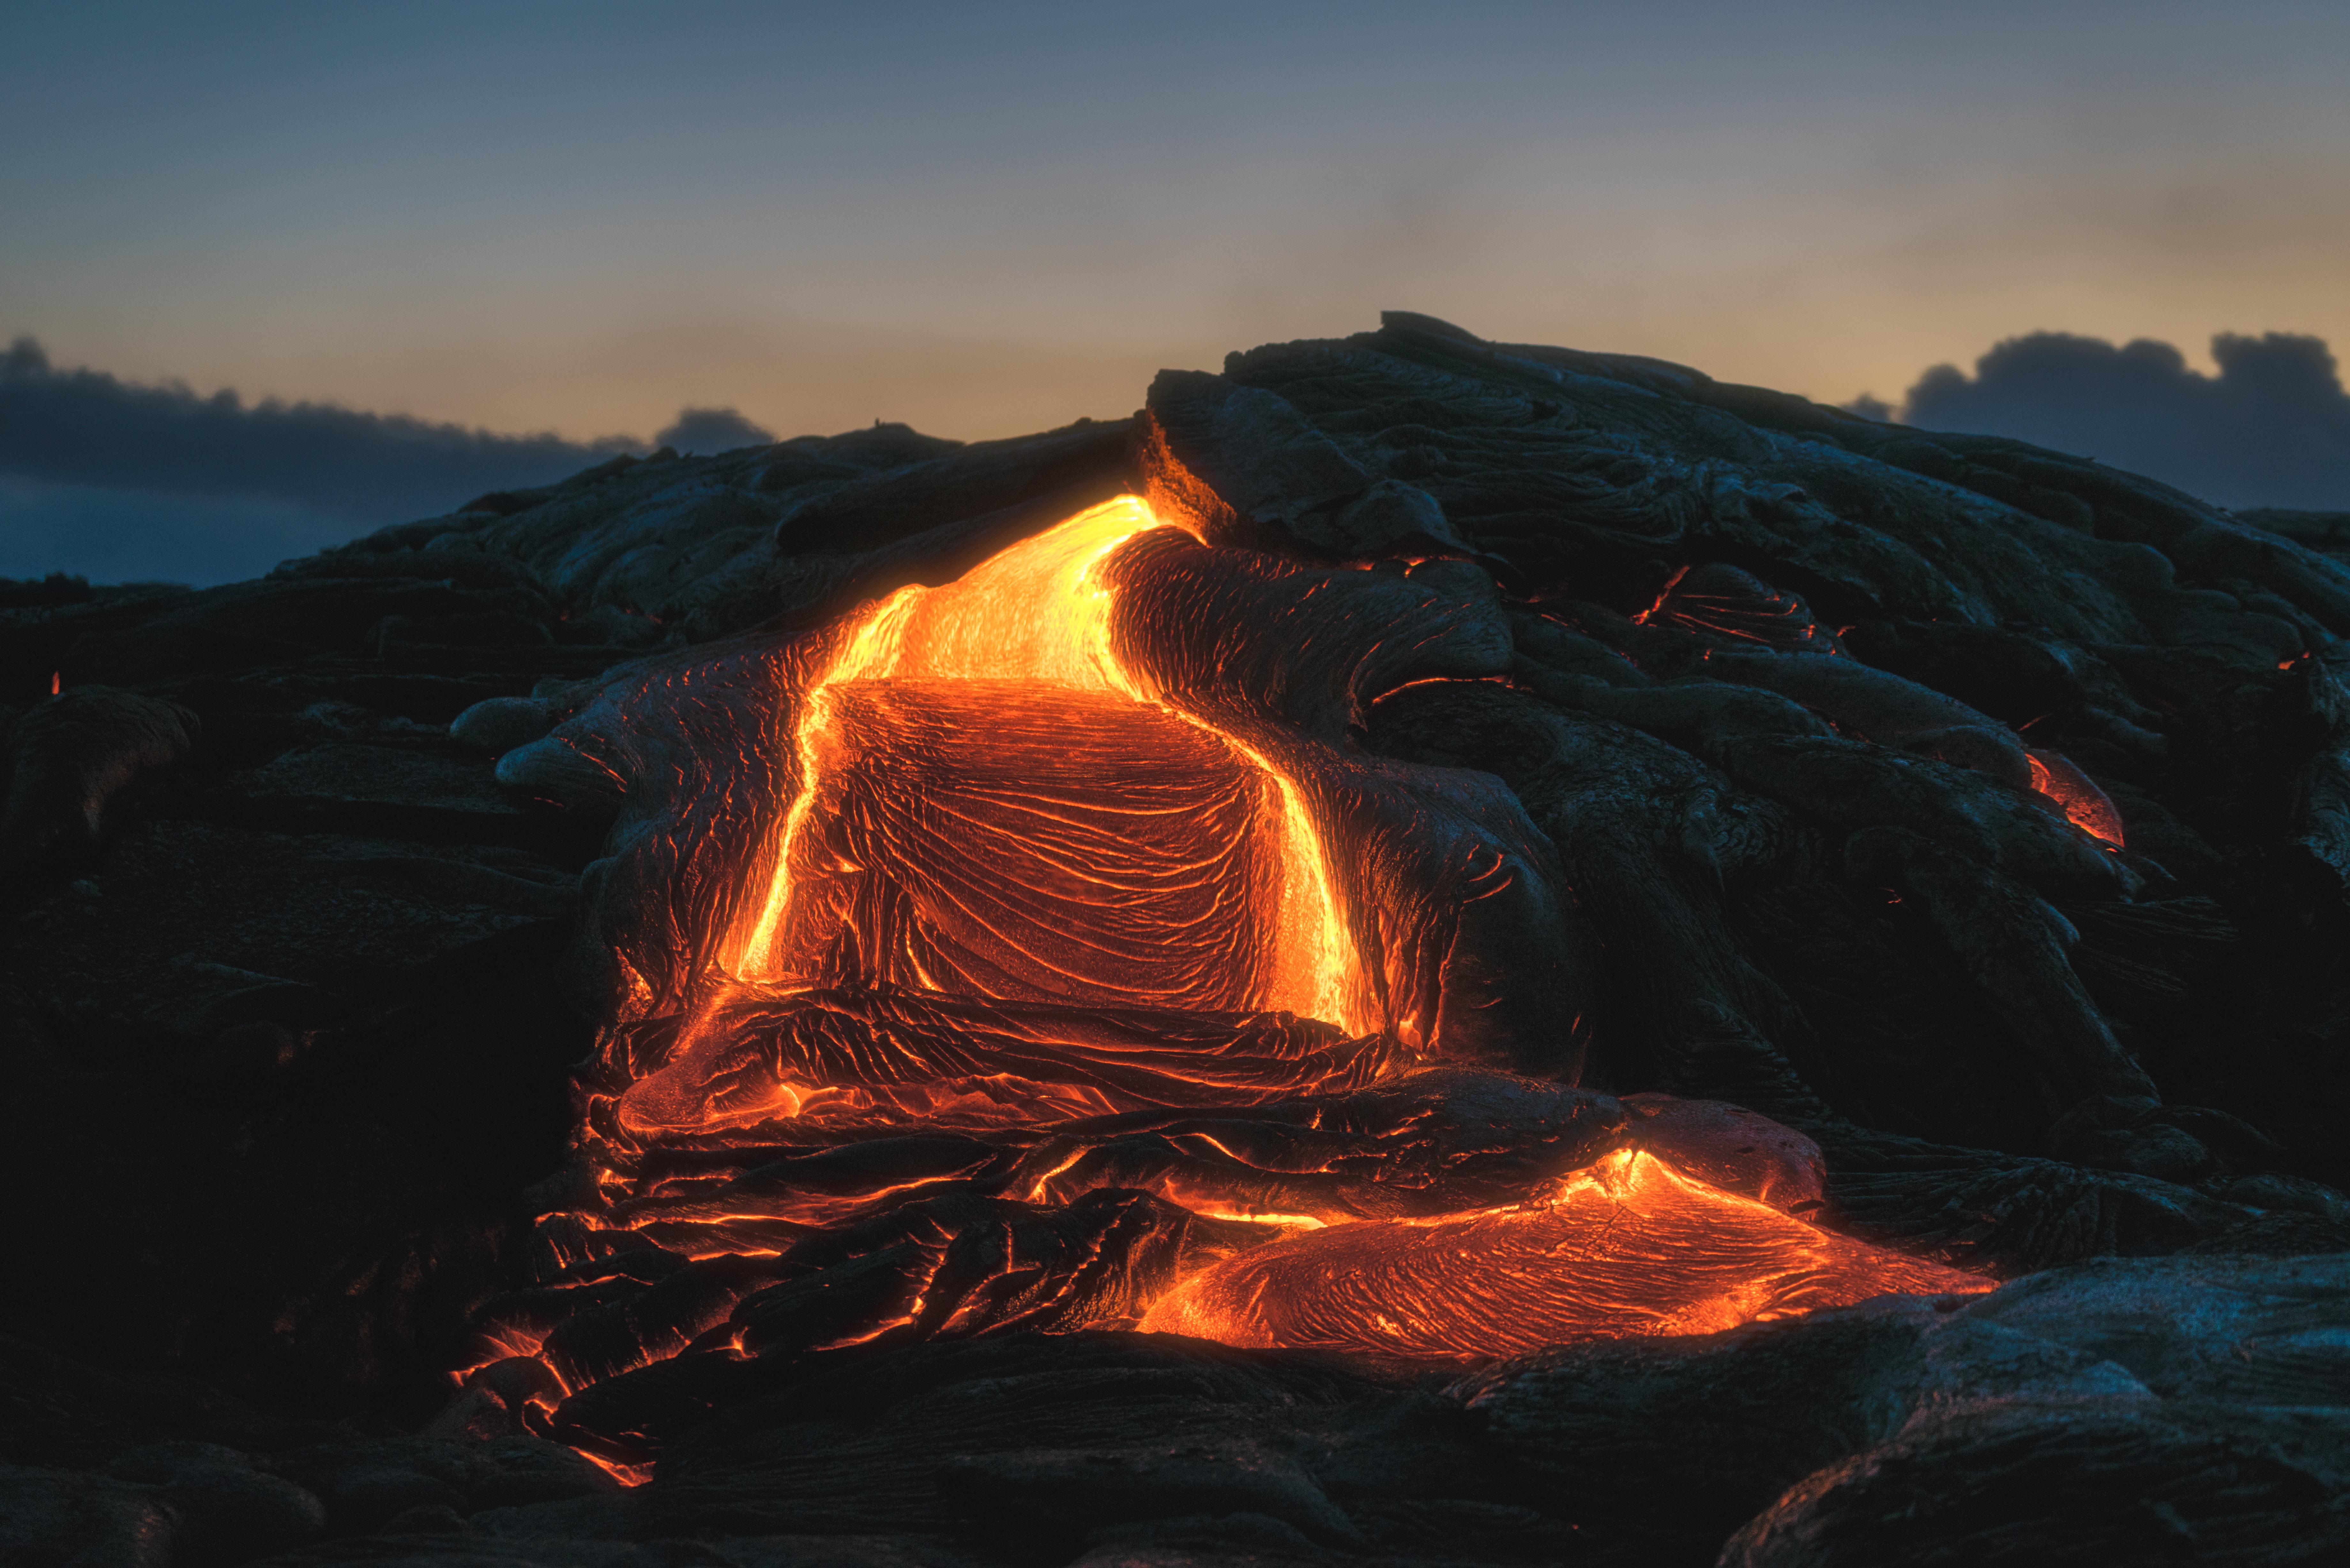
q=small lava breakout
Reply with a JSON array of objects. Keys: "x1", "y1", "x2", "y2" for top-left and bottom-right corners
[{"x1": 10, "y1": 314, "x2": 2350, "y2": 1566}]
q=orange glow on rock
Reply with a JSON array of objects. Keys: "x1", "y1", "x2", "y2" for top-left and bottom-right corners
[
  {"x1": 724, "y1": 494, "x2": 1359, "y2": 1029},
  {"x1": 616, "y1": 498, "x2": 1372, "y2": 1140},
  {"x1": 2026, "y1": 747, "x2": 2126, "y2": 848},
  {"x1": 1141, "y1": 1148, "x2": 1985, "y2": 1358}
]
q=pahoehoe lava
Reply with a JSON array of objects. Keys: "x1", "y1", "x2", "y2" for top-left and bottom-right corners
[
  {"x1": 449, "y1": 495, "x2": 1988, "y2": 1476},
  {"x1": 7, "y1": 312, "x2": 2350, "y2": 1566}
]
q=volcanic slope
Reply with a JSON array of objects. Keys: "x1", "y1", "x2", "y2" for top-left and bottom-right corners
[{"x1": 4, "y1": 313, "x2": 2350, "y2": 1566}]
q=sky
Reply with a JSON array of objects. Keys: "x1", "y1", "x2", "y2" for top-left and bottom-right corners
[{"x1": 3, "y1": 0, "x2": 2348, "y2": 582}]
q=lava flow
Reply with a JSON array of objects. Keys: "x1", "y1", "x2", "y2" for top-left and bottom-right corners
[
  {"x1": 466, "y1": 495, "x2": 1987, "y2": 1469},
  {"x1": 1142, "y1": 1146, "x2": 1978, "y2": 1358},
  {"x1": 730, "y1": 495, "x2": 1351, "y2": 1012},
  {"x1": 608, "y1": 496, "x2": 1361, "y2": 1137}
]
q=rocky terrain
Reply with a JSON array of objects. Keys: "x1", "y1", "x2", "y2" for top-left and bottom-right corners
[{"x1": 5, "y1": 312, "x2": 2350, "y2": 1566}]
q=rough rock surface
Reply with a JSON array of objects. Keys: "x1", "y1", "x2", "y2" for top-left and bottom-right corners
[{"x1": 6, "y1": 313, "x2": 2350, "y2": 1566}]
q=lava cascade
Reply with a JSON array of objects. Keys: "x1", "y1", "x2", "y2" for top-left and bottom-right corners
[
  {"x1": 479, "y1": 496, "x2": 1989, "y2": 1471},
  {"x1": 724, "y1": 493, "x2": 1355, "y2": 1024},
  {"x1": 2027, "y1": 748, "x2": 2127, "y2": 846},
  {"x1": 773, "y1": 680, "x2": 1283, "y2": 1012}
]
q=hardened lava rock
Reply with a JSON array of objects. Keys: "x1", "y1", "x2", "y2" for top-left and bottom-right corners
[{"x1": 9, "y1": 311, "x2": 2350, "y2": 1567}]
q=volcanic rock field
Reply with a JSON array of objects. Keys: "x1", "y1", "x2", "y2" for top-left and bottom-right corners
[{"x1": 6, "y1": 312, "x2": 2350, "y2": 1566}]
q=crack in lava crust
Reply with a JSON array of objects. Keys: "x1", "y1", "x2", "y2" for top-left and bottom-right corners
[{"x1": 465, "y1": 497, "x2": 1987, "y2": 1472}]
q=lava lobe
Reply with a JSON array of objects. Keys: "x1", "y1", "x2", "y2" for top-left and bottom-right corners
[{"x1": 460, "y1": 496, "x2": 1983, "y2": 1472}]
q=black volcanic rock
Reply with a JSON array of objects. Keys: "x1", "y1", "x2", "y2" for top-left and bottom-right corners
[
  {"x1": 16, "y1": 820, "x2": 573, "y2": 1041},
  {"x1": 7, "y1": 312, "x2": 2350, "y2": 1567},
  {"x1": 0, "y1": 684, "x2": 201, "y2": 885}
]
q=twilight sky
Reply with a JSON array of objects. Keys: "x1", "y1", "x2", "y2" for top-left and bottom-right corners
[{"x1": 4, "y1": 0, "x2": 2349, "y2": 581}]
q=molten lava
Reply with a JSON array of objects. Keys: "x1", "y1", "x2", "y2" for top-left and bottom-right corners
[
  {"x1": 1640, "y1": 562, "x2": 1846, "y2": 656},
  {"x1": 778, "y1": 681, "x2": 1285, "y2": 1011},
  {"x1": 1141, "y1": 1147, "x2": 1978, "y2": 1358},
  {"x1": 2026, "y1": 747, "x2": 2126, "y2": 848},
  {"x1": 726, "y1": 494, "x2": 1355, "y2": 1024},
  {"x1": 476, "y1": 496, "x2": 1990, "y2": 1469}
]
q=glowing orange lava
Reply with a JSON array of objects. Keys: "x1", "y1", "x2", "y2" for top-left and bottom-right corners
[
  {"x1": 1141, "y1": 1147, "x2": 1981, "y2": 1358},
  {"x1": 489, "y1": 497, "x2": 1991, "y2": 1465},
  {"x1": 613, "y1": 498, "x2": 1365, "y2": 1138},
  {"x1": 727, "y1": 494, "x2": 1359, "y2": 1027}
]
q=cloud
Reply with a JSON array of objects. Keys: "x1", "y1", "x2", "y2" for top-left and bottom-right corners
[
  {"x1": 0, "y1": 334, "x2": 641, "y2": 520},
  {"x1": 655, "y1": 406, "x2": 775, "y2": 454},
  {"x1": 1899, "y1": 331, "x2": 2350, "y2": 510},
  {"x1": 0, "y1": 337, "x2": 779, "y2": 584}
]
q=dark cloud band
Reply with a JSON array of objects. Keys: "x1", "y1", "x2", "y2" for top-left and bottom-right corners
[
  {"x1": 1899, "y1": 331, "x2": 2350, "y2": 511},
  {"x1": 0, "y1": 337, "x2": 774, "y2": 584}
]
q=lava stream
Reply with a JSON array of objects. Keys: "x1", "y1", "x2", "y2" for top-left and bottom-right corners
[
  {"x1": 1142, "y1": 1147, "x2": 1984, "y2": 1359},
  {"x1": 723, "y1": 494, "x2": 1359, "y2": 1023}
]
